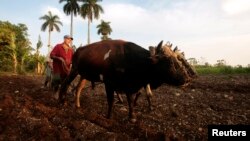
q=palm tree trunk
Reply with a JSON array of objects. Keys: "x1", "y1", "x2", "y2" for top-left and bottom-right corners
[
  {"x1": 13, "y1": 54, "x2": 17, "y2": 73},
  {"x1": 70, "y1": 12, "x2": 73, "y2": 37},
  {"x1": 38, "y1": 62, "x2": 42, "y2": 74},
  {"x1": 36, "y1": 51, "x2": 39, "y2": 74},
  {"x1": 21, "y1": 58, "x2": 25, "y2": 73},
  {"x1": 87, "y1": 18, "x2": 90, "y2": 44},
  {"x1": 48, "y1": 30, "x2": 51, "y2": 55}
]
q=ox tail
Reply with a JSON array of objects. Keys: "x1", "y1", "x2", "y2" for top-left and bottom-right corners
[{"x1": 59, "y1": 67, "x2": 78, "y2": 104}]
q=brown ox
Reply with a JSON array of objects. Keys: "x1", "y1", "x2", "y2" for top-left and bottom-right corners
[
  {"x1": 59, "y1": 40, "x2": 191, "y2": 122},
  {"x1": 73, "y1": 41, "x2": 196, "y2": 111}
]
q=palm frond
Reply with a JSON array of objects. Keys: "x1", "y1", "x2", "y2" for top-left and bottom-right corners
[
  {"x1": 54, "y1": 24, "x2": 61, "y2": 32},
  {"x1": 39, "y1": 11, "x2": 62, "y2": 32},
  {"x1": 41, "y1": 22, "x2": 48, "y2": 31},
  {"x1": 60, "y1": 0, "x2": 81, "y2": 16}
]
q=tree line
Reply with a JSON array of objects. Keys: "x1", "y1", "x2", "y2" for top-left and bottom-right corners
[
  {"x1": 0, "y1": 21, "x2": 45, "y2": 74},
  {"x1": 187, "y1": 58, "x2": 250, "y2": 75},
  {"x1": 0, "y1": 0, "x2": 112, "y2": 74}
]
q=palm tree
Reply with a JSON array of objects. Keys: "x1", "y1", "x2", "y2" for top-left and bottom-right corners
[
  {"x1": 59, "y1": 0, "x2": 81, "y2": 37},
  {"x1": 80, "y1": 0, "x2": 104, "y2": 44},
  {"x1": 39, "y1": 11, "x2": 63, "y2": 54},
  {"x1": 96, "y1": 20, "x2": 112, "y2": 40}
]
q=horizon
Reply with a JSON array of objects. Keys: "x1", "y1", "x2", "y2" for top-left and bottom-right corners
[{"x1": 1, "y1": 0, "x2": 250, "y2": 66}]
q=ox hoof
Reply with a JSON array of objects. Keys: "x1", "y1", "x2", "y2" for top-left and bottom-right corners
[{"x1": 129, "y1": 118, "x2": 137, "y2": 123}]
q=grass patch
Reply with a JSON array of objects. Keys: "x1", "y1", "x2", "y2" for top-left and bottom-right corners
[{"x1": 195, "y1": 66, "x2": 250, "y2": 75}]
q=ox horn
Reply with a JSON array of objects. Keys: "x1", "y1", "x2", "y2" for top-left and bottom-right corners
[
  {"x1": 155, "y1": 40, "x2": 163, "y2": 54},
  {"x1": 181, "y1": 52, "x2": 185, "y2": 57},
  {"x1": 166, "y1": 41, "x2": 173, "y2": 48},
  {"x1": 158, "y1": 40, "x2": 163, "y2": 48},
  {"x1": 166, "y1": 41, "x2": 170, "y2": 46},
  {"x1": 173, "y1": 46, "x2": 178, "y2": 52}
]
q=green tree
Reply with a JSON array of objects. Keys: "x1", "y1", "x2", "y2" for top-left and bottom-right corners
[
  {"x1": 0, "y1": 21, "x2": 32, "y2": 73},
  {"x1": 25, "y1": 54, "x2": 46, "y2": 73},
  {"x1": 97, "y1": 20, "x2": 112, "y2": 40},
  {"x1": 0, "y1": 26, "x2": 15, "y2": 72},
  {"x1": 3, "y1": 31, "x2": 18, "y2": 73},
  {"x1": 187, "y1": 58, "x2": 198, "y2": 66},
  {"x1": 80, "y1": 0, "x2": 104, "y2": 44},
  {"x1": 35, "y1": 35, "x2": 43, "y2": 74},
  {"x1": 39, "y1": 11, "x2": 63, "y2": 54},
  {"x1": 215, "y1": 59, "x2": 226, "y2": 66},
  {"x1": 15, "y1": 24, "x2": 33, "y2": 73},
  {"x1": 59, "y1": 0, "x2": 81, "y2": 37},
  {"x1": 0, "y1": 26, "x2": 12, "y2": 48}
]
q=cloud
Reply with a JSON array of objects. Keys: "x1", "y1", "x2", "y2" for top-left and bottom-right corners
[
  {"x1": 100, "y1": 2, "x2": 223, "y2": 43},
  {"x1": 97, "y1": 1, "x2": 250, "y2": 66},
  {"x1": 37, "y1": 1, "x2": 250, "y2": 66},
  {"x1": 41, "y1": 6, "x2": 83, "y2": 25},
  {"x1": 222, "y1": 0, "x2": 250, "y2": 16}
]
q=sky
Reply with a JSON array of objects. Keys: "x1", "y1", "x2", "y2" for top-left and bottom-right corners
[{"x1": 1, "y1": 0, "x2": 250, "y2": 66}]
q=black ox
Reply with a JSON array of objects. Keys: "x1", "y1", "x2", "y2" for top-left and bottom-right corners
[{"x1": 59, "y1": 40, "x2": 191, "y2": 122}]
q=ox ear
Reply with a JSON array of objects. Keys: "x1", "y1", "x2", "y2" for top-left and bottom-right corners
[
  {"x1": 150, "y1": 55, "x2": 159, "y2": 64},
  {"x1": 149, "y1": 46, "x2": 156, "y2": 56},
  {"x1": 155, "y1": 40, "x2": 163, "y2": 54}
]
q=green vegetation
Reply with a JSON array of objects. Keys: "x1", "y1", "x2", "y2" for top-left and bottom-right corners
[
  {"x1": 0, "y1": 21, "x2": 46, "y2": 74},
  {"x1": 195, "y1": 65, "x2": 250, "y2": 75},
  {"x1": 97, "y1": 20, "x2": 112, "y2": 40}
]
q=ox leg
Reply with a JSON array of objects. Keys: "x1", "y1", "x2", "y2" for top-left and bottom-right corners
[
  {"x1": 75, "y1": 78, "x2": 87, "y2": 108},
  {"x1": 48, "y1": 74, "x2": 52, "y2": 89},
  {"x1": 116, "y1": 92, "x2": 124, "y2": 103},
  {"x1": 91, "y1": 81, "x2": 95, "y2": 90},
  {"x1": 133, "y1": 90, "x2": 142, "y2": 106},
  {"x1": 126, "y1": 94, "x2": 136, "y2": 123},
  {"x1": 145, "y1": 84, "x2": 153, "y2": 111},
  {"x1": 105, "y1": 84, "x2": 115, "y2": 119},
  {"x1": 59, "y1": 70, "x2": 78, "y2": 104}
]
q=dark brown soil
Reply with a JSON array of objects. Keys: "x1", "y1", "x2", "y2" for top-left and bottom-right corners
[{"x1": 0, "y1": 74, "x2": 249, "y2": 141}]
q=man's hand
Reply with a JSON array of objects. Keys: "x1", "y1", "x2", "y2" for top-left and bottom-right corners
[
  {"x1": 57, "y1": 57, "x2": 65, "y2": 63},
  {"x1": 58, "y1": 57, "x2": 70, "y2": 74},
  {"x1": 51, "y1": 56, "x2": 70, "y2": 74}
]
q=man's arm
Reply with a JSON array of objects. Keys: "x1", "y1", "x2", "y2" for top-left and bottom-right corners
[{"x1": 50, "y1": 45, "x2": 64, "y2": 62}]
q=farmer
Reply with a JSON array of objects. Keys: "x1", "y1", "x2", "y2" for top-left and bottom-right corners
[{"x1": 50, "y1": 35, "x2": 74, "y2": 92}]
